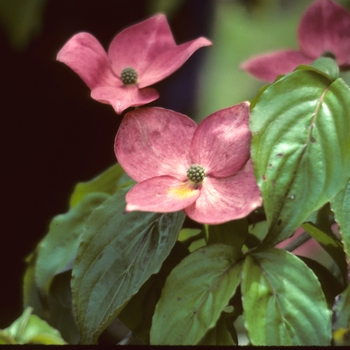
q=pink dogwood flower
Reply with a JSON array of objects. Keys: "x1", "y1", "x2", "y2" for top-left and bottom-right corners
[
  {"x1": 56, "y1": 14, "x2": 211, "y2": 114},
  {"x1": 240, "y1": 0, "x2": 350, "y2": 82},
  {"x1": 114, "y1": 103, "x2": 262, "y2": 224}
]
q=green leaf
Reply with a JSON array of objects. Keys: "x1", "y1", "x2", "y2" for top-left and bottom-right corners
[
  {"x1": 241, "y1": 248, "x2": 332, "y2": 345},
  {"x1": 206, "y1": 218, "x2": 248, "y2": 254},
  {"x1": 178, "y1": 228, "x2": 205, "y2": 252},
  {"x1": 150, "y1": 243, "x2": 243, "y2": 345},
  {"x1": 298, "y1": 57, "x2": 339, "y2": 81},
  {"x1": 250, "y1": 67, "x2": 350, "y2": 250},
  {"x1": 198, "y1": 313, "x2": 236, "y2": 345},
  {"x1": 69, "y1": 163, "x2": 131, "y2": 208},
  {"x1": 118, "y1": 241, "x2": 189, "y2": 343},
  {"x1": 47, "y1": 271, "x2": 80, "y2": 344},
  {"x1": 301, "y1": 222, "x2": 347, "y2": 285},
  {"x1": 72, "y1": 186, "x2": 185, "y2": 344},
  {"x1": 35, "y1": 193, "x2": 109, "y2": 296},
  {"x1": 332, "y1": 283, "x2": 350, "y2": 346},
  {"x1": 0, "y1": 307, "x2": 66, "y2": 345},
  {"x1": 330, "y1": 180, "x2": 350, "y2": 259},
  {"x1": 297, "y1": 256, "x2": 344, "y2": 307},
  {"x1": 23, "y1": 252, "x2": 44, "y2": 317}
]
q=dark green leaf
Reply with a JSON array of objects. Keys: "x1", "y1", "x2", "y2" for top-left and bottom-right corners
[
  {"x1": 71, "y1": 187, "x2": 185, "y2": 344},
  {"x1": 198, "y1": 313, "x2": 236, "y2": 345},
  {"x1": 150, "y1": 243, "x2": 243, "y2": 345},
  {"x1": 69, "y1": 163, "x2": 131, "y2": 208},
  {"x1": 330, "y1": 180, "x2": 350, "y2": 259},
  {"x1": 118, "y1": 241, "x2": 189, "y2": 344},
  {"x1": 178, "y1": 228, "x2": 205, "y2": 252},
  {"x1": 301, "y1": 222, "x2": 347, "y2": 285},
  {"x1": 23, "y1": 252, "x2": 44, "y2": 317},
  {"x1": 35, "y1": 193, "x2": 109, "y2": 296},
  {"x1": 241, "y1": 248, "x2": 331, "y2": 345},
  {"x1": 47, "y1": 271, "x2": 80, "y2": 344},
  {"x1": 297, "y1": 256, "x2": 344, "y2": 307},
  {"x1": 206, "y1": 218, "x2": 248, "y2": 255},
  {"x1": 250, "y1": 67, "x2": 350, "y2": 250}
]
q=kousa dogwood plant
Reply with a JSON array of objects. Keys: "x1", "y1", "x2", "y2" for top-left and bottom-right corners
[
  {"x1": 56, "y1": 14, "x2": 211, "y2": 114},
  {"x1": 5, "y1": 0, "x2": 350, "y2": 346}
]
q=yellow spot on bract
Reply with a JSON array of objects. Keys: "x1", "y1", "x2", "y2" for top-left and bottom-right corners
[{"x1": 167, "y1": 182, "x2": 197, "y2": 200}]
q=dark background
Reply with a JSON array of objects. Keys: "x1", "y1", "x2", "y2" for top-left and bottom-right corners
[{"x1": 0, "y1": 0, "x2": 214, "y2": 328}]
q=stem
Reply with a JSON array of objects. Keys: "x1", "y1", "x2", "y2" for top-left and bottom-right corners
[{"x1": 283, "y1": 231, "x2": 311, "y2": 252}]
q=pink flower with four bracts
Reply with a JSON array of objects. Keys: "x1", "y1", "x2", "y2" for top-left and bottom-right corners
[
  {"x1": 241, "y1": 0, "x2": 350, "y2": 82},
  {"x1": 114, "y1": 103, "x2": 262, "y2": 225},
  {"x1": 56, "y1": 14, "x2": 211, "y2": 114}
]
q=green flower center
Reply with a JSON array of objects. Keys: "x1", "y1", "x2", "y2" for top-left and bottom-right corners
[
  {"x1": 187, "y1": 164, "x2": 206, "y2": 183},
  {"x1": 121, "y1": 67, "x2": 138, "y2": 85}
]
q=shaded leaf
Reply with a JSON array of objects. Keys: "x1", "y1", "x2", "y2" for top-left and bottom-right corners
[
  {"x1": 23, "y1": 252, "x2": 44, "y2": 317},
  {"x1": 301, "y1": 222, "x2": 347, "y2": 285},
  {"x1": 118, "y1": 241, "x2": 189, "y2": 343},
  {"x1": 150, "y1": 243, "x2": 243, "y2": 345},
  {"x1": 69, "y1": 163, "x2": 131, "y2": 208},
  {"x1": 47, "y1": 271, "x2": 80, "y2": 344},
  {"x1": 330, "y1": 180, "x2": 350, "y2": 259},
  {"x1": 198, "y1": 313, "x2": 236, "y2": 345},
  {"x1": 178, "y1": 228, "x2": 205, "y2": 252},
  {"x1": 241, "y1": 248, "x2": 331, "y2": 345},
  {"x1": 297, "y1": 256, "x2": 344, "y2": 307},
  {"x1": 35, "y1": 193, "x2": 109, "y2": 296},
  {"x1": 250, "y1": 63, "x2": 350, "y2": 250},
  {"x1": 72, "y1": 186, "x2": 185, "y2": 344},
  {"x1": 206, "y1": 218, "x2": 248, "y2": 255}
]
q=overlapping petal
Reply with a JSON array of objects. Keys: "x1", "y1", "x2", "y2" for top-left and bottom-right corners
[
  {"x1": 240, "y1": 50, "x2": 313, "y2": 83},
  {"x1": 91, "y1": 86, "x2": 159, "y2": 115},
  {"x1": 115, "y1": 107, "x2": 196, "y2": 182},
  {"x1": 184, "y1": 159, "x2": 262, "y2": 224},
  {"x1": 108, "y1": 14, "x2": 176, "y2": 78},
  {"x1": 190, "y1": 102, "x2": 251, "y2": 177},
  {"x1": 57, "y1": 14, "x2": 212, "y2": 114},
  {"x1": 298, "y1": 0, "x2": 350, "y2": 66},
  {"x1": 139, "y1": 37, "x2": 212, "y2": 88},
  {"x1": 57, "y1": 32, "x2": 112, "y2": 89},
  {"x1": 125, "y1": 176, "x2": 199, "y2": 212},
  {"x1": 115, "y1": 104, "x2": 262, "y2": 224}
]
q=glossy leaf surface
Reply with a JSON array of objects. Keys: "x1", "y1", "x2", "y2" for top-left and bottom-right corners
[
  {"x1": 241, "y1": 248, "x2": 331, "y2": 345},
  {"x1": 250, "y1": 59, "x2": 350, "y2": 249},
  {"x1": 72, "y1": 187, "x2": 185, "y2": 343},
  {"x1": 150, "y1": 243, "x2": 243, "y2": 345}
]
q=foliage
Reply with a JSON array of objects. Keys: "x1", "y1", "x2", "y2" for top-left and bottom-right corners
[{"x1": 6, "y1": 0, "x2": 350, "y2": 345}]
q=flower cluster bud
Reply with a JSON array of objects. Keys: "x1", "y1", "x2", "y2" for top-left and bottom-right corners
[
  {"x1": 121, "y1": 67, "x2": 138, "y2": 85},
  {"x1": 187, "y1": 164, "x2": 206, "y2": 183}
]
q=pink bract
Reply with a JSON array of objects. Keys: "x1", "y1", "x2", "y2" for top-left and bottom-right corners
[
  {"x1": 56, "y1": 14, "x2": 212, "y2": 114},
  {"x1": 114, "y1": 104, "x2": 262, "y2": 225},
  {"x1": 240, "y1": 0, "x2": 350, "y2": 82}
]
